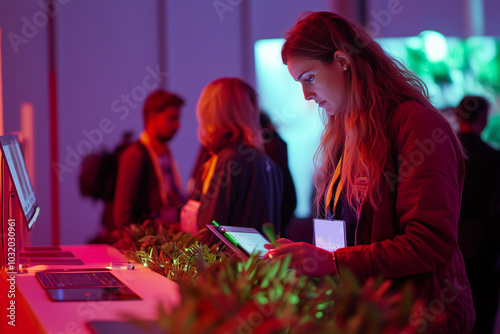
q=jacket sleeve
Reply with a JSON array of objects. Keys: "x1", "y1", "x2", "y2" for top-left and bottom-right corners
[
  {"x1": 335, "y1": 103, "x2": 464, "y2": 280},
  {"x1": 113, "y1": 145, "x2": 145, "y2": 229}
]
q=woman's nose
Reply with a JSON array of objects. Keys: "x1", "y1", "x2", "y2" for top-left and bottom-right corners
[{"x1": 302, "y1": 87, "x2": 315, "y2": 101}]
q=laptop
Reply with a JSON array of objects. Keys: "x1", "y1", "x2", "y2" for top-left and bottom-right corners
[
  {"x1": 1, "y1": 135, "x2": 141, "y2": 301},
  {"x1": 35, "y1": 269, "x2": 142, "y2": 301},
  {"x1": 0, "y1": 134, "x2": 84, "y2": 265},
  {"x1": 87, "y1": 320, "x2": 162, "y2": 334}
]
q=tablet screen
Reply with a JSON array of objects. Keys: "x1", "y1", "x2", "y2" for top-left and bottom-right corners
[
  {"x1": 213, "y1": 226, "x2": 271, "y2": 258},
  {"x1": 229, "y1": 232, "x2": 270, "y2": 257}
]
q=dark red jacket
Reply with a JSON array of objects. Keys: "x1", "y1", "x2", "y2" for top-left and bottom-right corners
[{"x1": 335, "y1": 101, "x2": 475, "y2": 333}]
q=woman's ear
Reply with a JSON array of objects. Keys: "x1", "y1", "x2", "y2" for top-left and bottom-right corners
[{"x1": 334, "y1": 50, "x2": 350, "y2": 71}]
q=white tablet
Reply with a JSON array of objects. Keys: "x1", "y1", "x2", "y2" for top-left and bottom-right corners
[{"x1": 207, "y1": 225, "x2": 271, "y2": 259}]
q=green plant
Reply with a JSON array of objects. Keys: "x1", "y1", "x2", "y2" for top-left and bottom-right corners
[
  {"x1": 113, "y1": 220, "x2": 229, "y2": 283},
  {"x1": 116, "y1": 222, "x2": 427, "y2": 333}
]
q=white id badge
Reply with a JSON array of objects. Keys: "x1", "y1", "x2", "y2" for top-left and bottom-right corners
[{"x1": 313, "y1": 218, "x2": 347, "y2": 252}]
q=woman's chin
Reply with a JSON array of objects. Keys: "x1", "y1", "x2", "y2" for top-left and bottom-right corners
[{"x1": 325, "y1": 108, "x2": 341, "y2": 116}]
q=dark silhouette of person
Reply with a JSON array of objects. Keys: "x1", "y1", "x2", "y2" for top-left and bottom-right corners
[
  {"x1": 84, "y1": 131, "x2": 134, "y2": 244},
  {"x1": 259, "y1": 112, "x2": 297, "y2": 235},
  {"x1": 456, "y1": 95, "x2": 500, "y2": 334}
]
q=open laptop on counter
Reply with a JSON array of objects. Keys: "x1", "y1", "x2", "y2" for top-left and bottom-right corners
[
  {"x1": 0, "y1": 134, "x2": 84, "y2": 265},
  {"x1": 1, "y1": 134, "x2": 141, "y2": 301},
  {"x1": 35, "y1": 268, "x2": 142, "y2": 301}
]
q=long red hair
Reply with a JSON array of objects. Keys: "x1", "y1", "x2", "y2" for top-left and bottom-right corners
[{"x1": 282, "y1": 12, "x2": 439, "y2": 215}]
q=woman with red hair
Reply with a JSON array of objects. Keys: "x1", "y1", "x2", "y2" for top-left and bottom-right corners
[{"x1": 266, "y1": 11, "x2": 474, "y2": 333}]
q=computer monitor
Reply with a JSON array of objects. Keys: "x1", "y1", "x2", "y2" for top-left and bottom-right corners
[{"x1": 0, "y1": 134, "x2": 40, "y2": 230}]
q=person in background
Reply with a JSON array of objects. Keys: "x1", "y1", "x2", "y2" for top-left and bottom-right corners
[
  {"x1": 184, "y1": 77, "x2": 283, "y2": 239},
  {"x1": 259, "y1": 112, "x2": 297, "y2": 236},
  {"x1": 86, "y1": 131, "x2": 134, "y2": 244},
  {"x1": 265, "y1": 11, "x2": 474, "y2": 333},
  {"x1": 113, "y1": 90, "x2": 186, "y2": 229},
  {"x1": 455, "y1": 95, "x2": 500, "y2": 334},
  {"x1": 187, "y1": 111, "x2": 296, "y2": 237}
]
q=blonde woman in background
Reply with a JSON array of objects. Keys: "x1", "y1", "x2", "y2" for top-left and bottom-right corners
[{"x1": 182, "y1": 78, "x2": 283, "y2": 239}]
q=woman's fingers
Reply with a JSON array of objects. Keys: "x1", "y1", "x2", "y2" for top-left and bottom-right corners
[
  {"x1": 265, "y1": 242, "x2": 306, "y2": 259},
  {"x1": 263, "y1": 238, "x2": 294, "y2": 251},
  {"x1": 265, "y1": 242, "x2": 337, "y2": 276},
  {"x1": 276, "y1": 238, "x2": 294, "y2": 245}
]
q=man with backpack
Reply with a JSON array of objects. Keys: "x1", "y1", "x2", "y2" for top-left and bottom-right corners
[
  {"x1": 80, "y1": 131, "x2": 133, "y2": 244},
  {"x1": 113, "y1": 90, "x2": 186, "y2": 231}
]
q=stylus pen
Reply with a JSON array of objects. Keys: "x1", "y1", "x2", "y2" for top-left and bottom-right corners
[{"x1": 212, "y1": 220, "x2": 239, "y2": 247}]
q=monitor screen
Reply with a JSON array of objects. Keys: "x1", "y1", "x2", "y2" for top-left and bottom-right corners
[{"x1": 0, "y1": 135, "x2": 39, "y2": 230}]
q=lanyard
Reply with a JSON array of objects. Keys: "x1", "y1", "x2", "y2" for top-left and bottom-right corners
[
  {"x1": 139, "y1": 132, "x2": 168, "y2": 206},
  {"x1": 201, "y1": 154, "x2": 218, "y2": 195},
  {"x1": 325, "y1": 156, "x2": 343, "y2": 219}
]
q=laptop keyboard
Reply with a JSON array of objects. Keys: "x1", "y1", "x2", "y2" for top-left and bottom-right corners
[{"x1": 36, "y1": 271, "x2": 125, "y2": 288}]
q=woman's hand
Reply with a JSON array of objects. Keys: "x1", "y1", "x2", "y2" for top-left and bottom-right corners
[
  {"x1": 264, "y1": 238, "x2": 293, "y2": 250},
  {"x1": 265, "y1": 240, "x2": 338, "y2": 277}
]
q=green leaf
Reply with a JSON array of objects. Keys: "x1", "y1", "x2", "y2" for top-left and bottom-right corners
[{"x1": 262, "y1": 222, "x2": 278, "y2": 247}]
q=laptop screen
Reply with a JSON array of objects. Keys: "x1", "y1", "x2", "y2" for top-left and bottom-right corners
[{"x1": 0, "y1": 135, "x2": 39, "y2": 230}]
